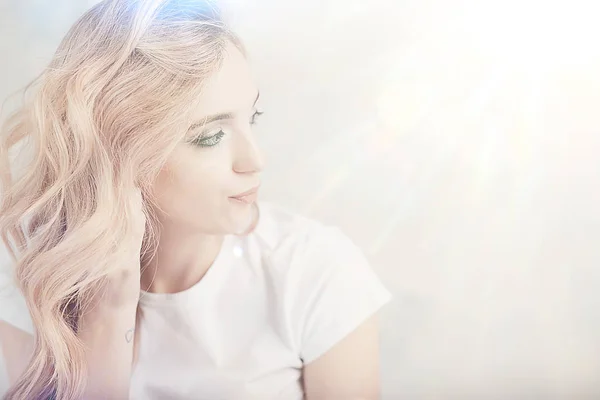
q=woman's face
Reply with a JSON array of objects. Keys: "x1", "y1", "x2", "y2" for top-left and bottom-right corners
[{"x1": 152, "y1": 42, "x2": 265, "y2": 235}]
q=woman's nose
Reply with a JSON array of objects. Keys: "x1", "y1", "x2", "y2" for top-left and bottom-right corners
[{"x1": 232, "y1": 130, "x2": 265, "y2": 174}]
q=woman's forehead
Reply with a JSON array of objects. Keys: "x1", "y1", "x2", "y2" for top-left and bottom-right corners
[{"x1": 192, "y1": 43, "x2": 259, "y2": 120}]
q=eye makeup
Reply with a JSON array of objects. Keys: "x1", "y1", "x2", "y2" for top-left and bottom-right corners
[
  {"x1": 188, "y1": 109, "x2": 264, "y2": 148},
  {"x1": 190, "y1": 130, "x2": 225, "y2": 148}
]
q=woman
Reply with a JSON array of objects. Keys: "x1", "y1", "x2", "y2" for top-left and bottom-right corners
[{"x1": 0, "y1": 0, "x2": 391, "y2": 399}]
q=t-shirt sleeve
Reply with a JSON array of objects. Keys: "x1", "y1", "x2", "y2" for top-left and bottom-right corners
[
  {"x1": 0, "y1": 245, "x2": 34, "y2": 335},
  {"x1": 292, "y1": 226, "x2": 392, "y2": 364}
]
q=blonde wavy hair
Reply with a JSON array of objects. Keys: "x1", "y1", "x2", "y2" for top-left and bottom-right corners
[{"x1": 0, "y1": 0, "x2": 242, "y2": 398}]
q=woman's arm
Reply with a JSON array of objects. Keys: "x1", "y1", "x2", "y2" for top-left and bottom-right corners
[
  {"x1": 0, "y1": 275, "x2": 140, "y2": 399},
  {"x1": 77, "y1": 273, "x2": 140, "y2": 399},
  {"x1": 79, "y1": 189, "x2": 145, "y2": 398},
  {"x1": 1, "y1": 190, "x2": 145, "y2": 398},
  {"x1": 302, "y1": 314, "x2": 382, "y2": 400}
]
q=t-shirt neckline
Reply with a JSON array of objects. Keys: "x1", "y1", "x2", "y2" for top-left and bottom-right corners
[{"x1": 138, "y1": 233, "x2": 236, "y2": 306}]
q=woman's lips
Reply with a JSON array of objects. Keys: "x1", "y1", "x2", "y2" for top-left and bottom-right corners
[
  {"x1": 230, "y1": 192, "x2": 258, "y2": 204},
  {"x1": 230, "y1": 186, "x2": 259, "y2": 204}
]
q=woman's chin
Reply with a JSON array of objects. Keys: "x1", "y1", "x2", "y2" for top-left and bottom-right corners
[{"x1": 230, "y1": 201, "x2": 258, "y2": 236}]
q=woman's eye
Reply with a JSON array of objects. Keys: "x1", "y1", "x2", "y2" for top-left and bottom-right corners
[
  {"x1": 191, "y1": 130, "x2": 225, "y2": 148},
  {"x1": 250, "y1": 110, "x2": 264, "y2": 125}
]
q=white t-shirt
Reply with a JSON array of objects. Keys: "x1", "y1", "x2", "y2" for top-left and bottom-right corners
[{"x1": 0, "y1": 201, "x2": 392, "y2": 399}]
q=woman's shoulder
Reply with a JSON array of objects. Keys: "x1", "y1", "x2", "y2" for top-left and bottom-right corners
[
  {"x1": 252, "y1": 200, "x2": 344, "y2": 255},
  {"x1": 249, "y1": 202, "x2": 391, "y2": 363},
  {"x1": 251, "y1": 200, "x2": 371, "y2": 274},
  {"x1": 0, "y1": 252, "x2": 33, "y2": 394}
]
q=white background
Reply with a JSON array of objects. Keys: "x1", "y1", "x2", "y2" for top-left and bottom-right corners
[{"x1": 1, "y1": 1, "x2": 600, "y2": 398}]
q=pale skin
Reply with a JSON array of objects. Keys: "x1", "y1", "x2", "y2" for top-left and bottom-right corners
[{"x1": 0, "y1": 42, "x2": 382, "y2": 399}]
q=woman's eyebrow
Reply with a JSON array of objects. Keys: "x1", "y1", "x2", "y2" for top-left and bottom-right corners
[
  {"x1": 189, "y1": 91, "x2": 260, "y2": 130},
  {"x1": 189, "y1": 112, "x2": 234, "y2": 130}
]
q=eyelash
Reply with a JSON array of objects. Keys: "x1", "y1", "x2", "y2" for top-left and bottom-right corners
[
  {"x1": 191, "y1": 130, "x2": 225, "y2": 147},
  {"x1": 250, "y1": 110, "x2": 264, "y2": 126},
  {"x1": 191, "y1": 110, "x2": 264, "y2": 148}
]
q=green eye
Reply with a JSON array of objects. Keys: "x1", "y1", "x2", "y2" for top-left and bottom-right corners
[{"x1": 191, "y1": 130, "x2": 225, "y2": 148}]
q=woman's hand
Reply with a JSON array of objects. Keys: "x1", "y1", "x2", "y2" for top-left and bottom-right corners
[
  {"x1": 77, "y1": 188, "x2": 147, "y2": 398},
  {"x1": 105, "y1": 187, "x2": 147, "y2": 307}
]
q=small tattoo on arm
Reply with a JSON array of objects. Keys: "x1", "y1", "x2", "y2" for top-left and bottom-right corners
[{"x1": 126, "y1": 328, "x2": 135, "y2": 343}]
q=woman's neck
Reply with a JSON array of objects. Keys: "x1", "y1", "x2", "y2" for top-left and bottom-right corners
[{"x1": 140, "y1": 226, "x2": 225, "y2": 294}]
